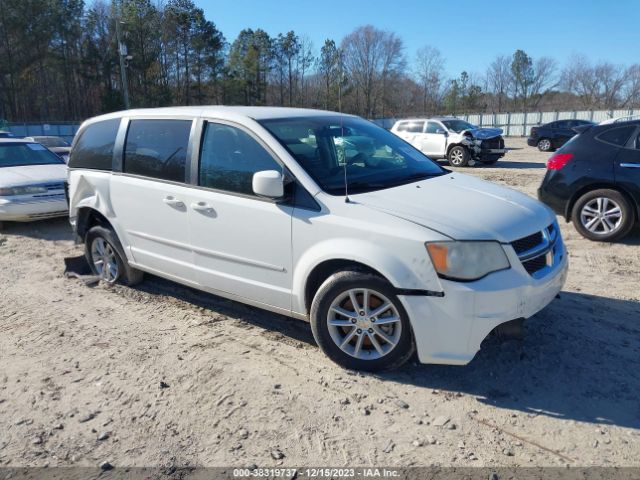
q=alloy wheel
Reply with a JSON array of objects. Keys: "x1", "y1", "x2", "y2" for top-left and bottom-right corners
[
  {"x1": 450, "y1": 149, "x2": 464, "y2": 166},
  {"x1": 538, "y1": 139, "x2": 551, "y2": 151},
  {"x1": 326, "y1": 288, "x2": 402, "y2": 360},
  {"x1": 580, "y1": 197, "x2": 623, "y2": 235},
  {"x1": 90, "y1": 237, "x2": 119, "y2": 282}
]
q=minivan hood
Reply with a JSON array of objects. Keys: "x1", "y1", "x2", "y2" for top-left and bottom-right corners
[
  {"x1": 351, "y1": 172, "x2": 555, "y2": 242},
  {"x1": 0, "y1": 164, "x2": 67, "y2": 187}
]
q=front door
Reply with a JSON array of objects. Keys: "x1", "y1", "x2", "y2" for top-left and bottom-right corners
[
  {"x1": 420, "y1": 121, "x2": 447, "y2": 158},
  {"x1": 614, "y1": 126, "x2": 640, "y2": 209},
  {"x1": 110, "y1": 118, "x2": 197, "y2": 283},
  {"x1": 186, "y1": 121, "x2": 293, "y2": 311}
]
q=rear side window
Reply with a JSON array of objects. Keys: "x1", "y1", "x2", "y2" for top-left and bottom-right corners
[
  {"x1": 395, "y1": 122, "x2": 408, "y2": 132},
  {"x1": 124, "y1": 119, "x2": 192, "y2": 182},
  {"x1": 406, "y1": 122, "x2": 425, "y2": 133},
  {"x1": 69, "y1": 118, "x2": 120, "y2": 170},
  {"x1": 199, "y1": 122, "x2": 281, "y2": 196},
  {"x1": 596, "y1": 126, "x2": 636, "y2": 147}
]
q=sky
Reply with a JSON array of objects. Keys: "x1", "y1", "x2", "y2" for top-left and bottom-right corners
[{"x1": 199, "y1": 0, "x2": 640, "y2": 76}]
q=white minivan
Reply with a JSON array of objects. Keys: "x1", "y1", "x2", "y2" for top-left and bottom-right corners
[{"x1": 68, "y1": 107, "x2": 568, "y2": 371}]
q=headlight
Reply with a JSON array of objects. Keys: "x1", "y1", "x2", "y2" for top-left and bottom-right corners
[
  {"x1": 0, "y1": 185, "x2": 48, "y2": 196},
  {"x1": 426, "y1": 241, "x2": 510, "y2": 281}
]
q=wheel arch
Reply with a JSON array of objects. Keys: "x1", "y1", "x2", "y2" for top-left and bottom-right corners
[
  {"x1": 304, "y1": 259, "x2": 388, "y2": 315},
  {"x1": 76, "y1": 207, "x2": 114, "y2": 240},
  {"x1": 566, "y1": 183, "x2": 639, "y2": 222},
  {"x1": 293, "y1": 239, "x2": 441, "y2": 316},
  {"x1": 446, "y1": 142, "x2": 466, "y2": 155}
]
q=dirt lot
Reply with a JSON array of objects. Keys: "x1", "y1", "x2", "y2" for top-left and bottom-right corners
[{"x1": 1, "y1": 138, "x2": 639, "y2": 469}]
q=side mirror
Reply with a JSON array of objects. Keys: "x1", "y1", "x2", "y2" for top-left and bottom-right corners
[
  {"x1": 435, "y1": 128, "x2": 448, "y2": 136},
  {"x1": 252, "y1": 170, "x2": 284, "y2": 199}
]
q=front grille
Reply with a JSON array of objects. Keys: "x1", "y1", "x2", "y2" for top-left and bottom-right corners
[
  {"x1": 482, "y1": 137, "x2": 504, "y2": 149},
  {"x1": 511, "y1": 223, "x2": 560, "y2": 278},
  {"x1": 522, "y1": 255, "x2": 547, "y2": 275},
  {"x1": 512, "y1": 231, "x2": 543, "y2": 255}
]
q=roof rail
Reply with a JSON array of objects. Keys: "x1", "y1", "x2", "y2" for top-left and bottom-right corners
[{"x1": 600, "y1": 114, "x2": 640, "y2": 125}]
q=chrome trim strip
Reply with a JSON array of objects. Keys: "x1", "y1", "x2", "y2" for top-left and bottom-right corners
[{"x1": 620, "y1": 163, "x2": 640, "y2": 168}]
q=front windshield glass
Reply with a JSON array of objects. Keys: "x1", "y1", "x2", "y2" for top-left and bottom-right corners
[
  {"x1": 0, "y1": 143, "x2": 65, "y2": 167},
  {"x1": 260, "y1": 116, "x2": 445, "y2": 195},
  {"x1": 36, "y1": 137, "x2": 69, "y2": 148},
  {"x1": 441, "y1": 119, "x2": 476, "y2": 133}
]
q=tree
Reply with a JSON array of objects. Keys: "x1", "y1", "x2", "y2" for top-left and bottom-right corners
[
  {"x1": 510, "y1": 49, "x2": 557, "y2": 111},
  {"x1": 414, "y1": 45, "x2": 444, "y2": 114},
  {"x1": 318, "y1": 39, "x2": 341, "y2": 110},
  {"x1": 340, "y1": 25, "x2": 405, "y2": 117},
  {"x1": 227, "y1": 29, "x2": 273, "y2": 105},
  {"x1": 486, "y1": 55, "x2": 512, "y2": 112}
]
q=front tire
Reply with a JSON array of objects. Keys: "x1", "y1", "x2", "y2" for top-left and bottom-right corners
[
  {"x1": 571, "y1": 189, "x2": 635, "y2": 242},
  {"x1": 85, "y1": 225, "x2": 144, "y2": 285},
  {"x1": 447, "y1": 146, "x2": 470, "y2": 167},
  {"x1": 310, "y1": 270, "x2": 415, "y2": 371},
  {"x1": 537, "y1": 138, "x2": 553, "y2": 152}
]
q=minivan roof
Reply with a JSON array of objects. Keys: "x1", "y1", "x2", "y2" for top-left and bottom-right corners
[{"x1": 85, "y1": 106, "x2": 351, "y2": 123}]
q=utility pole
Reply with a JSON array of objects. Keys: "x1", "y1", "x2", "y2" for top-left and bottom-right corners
[{"x1": 114, "y1": 1, "x2": 130, "y2": 109}]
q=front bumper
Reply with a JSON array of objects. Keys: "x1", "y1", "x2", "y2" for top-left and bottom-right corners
[
  {"x1": 527, "y1": 137, "x2": 538, "y2": 147},
  {"x1": 0, "y1": 196, "x2": 68, "y2": 221},
  {"x1": 399, "y1": 240, "x2": 568, "y2": 365}
]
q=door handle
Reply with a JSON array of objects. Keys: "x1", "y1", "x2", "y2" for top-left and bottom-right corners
[
  {"x1": 191, "y1": 201, "x2": 214, "y2": 213},
  {"x1": 620, "y1": 163, "x2": 640, "y2": 169},
  {"x1": 163, "y1": 196, "x2": 185, "y2": 208}
]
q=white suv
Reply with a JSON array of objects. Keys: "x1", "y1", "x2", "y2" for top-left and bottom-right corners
[
  {"x1": 68, "y1": 107, "x2": 567, "y2": 371},
  {"x1": 391, "y1": 117, "x2": 507, "y2": 167}
]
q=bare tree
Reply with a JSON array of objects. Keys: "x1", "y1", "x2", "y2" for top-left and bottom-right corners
[
  {"x1": 414, "y1": 45, "x2": 444, "y2": 114},
  {"x1": 622, "y1": 64, "x2": 640, "y2": 108},
  {"x1": 595, "y1": 62, "x2": 629, "y2": 109},
  {"x1": 485, "y1": 55, "x2": 512, "y2": 112},
  {"x1": 340, "y1": 25, "x2": 405, "y2": 118}
]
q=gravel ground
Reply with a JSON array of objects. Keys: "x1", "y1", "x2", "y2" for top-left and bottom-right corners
[{"x1": 0, "y1": 138, "x2": 639, "y2": 469}]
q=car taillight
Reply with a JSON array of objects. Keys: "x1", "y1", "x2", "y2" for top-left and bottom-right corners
[{"x1": 547, "y1": 153, "x2": 573, "y2": 170}]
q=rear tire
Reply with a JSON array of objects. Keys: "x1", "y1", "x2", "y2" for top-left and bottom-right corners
[
  {"x1": 85, "y1": 225, "x2": 144, "y2": 285},
  {"x1": 447, "y1": 146, "x2": 470, "y2": 167},
  {"x1": 310, "y1": 270, "x2": 415, "y2": 371},
  {"x1": 571, "y1": 189, "x2": 635, "y2": 242},
  {"x1": 537, "y1": 138, "x2": 553, "y2": 152}
]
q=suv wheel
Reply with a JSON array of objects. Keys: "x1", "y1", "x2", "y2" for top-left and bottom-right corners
[
  {"x1": 447, "y1": 146, "x2": 470, "y2": 167},
  {"x1": 537, "y1": 138, "x2": 552, "y2": 152},
  {"x1": 571, "y1": 189, "x2": 635, "y2": 242},
  {"x1": 310, "y1": 270, "x2": 415, "y2": 371},
  {"x1": 85, "y1": 225, "x2": 144, "y2": 285}
]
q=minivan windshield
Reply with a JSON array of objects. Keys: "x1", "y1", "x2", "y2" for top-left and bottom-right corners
[
  {"x1": 0, "y1": 143, "x2": 65, "y2": 167},
  {"x1": 34, "y1": 137, "x2": 70, "y2": 148},
  {"x1": 441, "y1": 119, "x2": 476, "y2": 133},
  {"x1": 260, "y1": 116, "x2": 446, "y2": 195}
]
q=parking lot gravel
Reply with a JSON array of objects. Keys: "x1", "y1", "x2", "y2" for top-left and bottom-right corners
[{"x1": 1, "y1": 138, "x2": 639, "y2": 468}]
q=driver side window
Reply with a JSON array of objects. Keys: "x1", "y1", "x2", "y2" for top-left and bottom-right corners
[
  {"x1": 199, "y1": 122, "x2": 282, "y2": 196},
  {"x1": 425, "y1": 122, "x2": 440, "y2": 134}
]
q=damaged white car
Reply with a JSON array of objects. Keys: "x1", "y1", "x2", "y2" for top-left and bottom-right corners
[{"x1": 391, "y1": 117, "x2": 507, "y2": 167}]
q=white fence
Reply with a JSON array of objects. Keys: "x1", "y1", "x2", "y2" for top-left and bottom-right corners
[{"x1": 375, "y1": 109, "x2": 640, "y2": 136}]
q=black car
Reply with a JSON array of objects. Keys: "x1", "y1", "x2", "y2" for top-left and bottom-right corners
[
  {"x1": 538, "y1": 120, "x2": 640, "y2": 241},
  {"x1": 528, "y1": 119, "x2": 595, "y2": 152}
]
